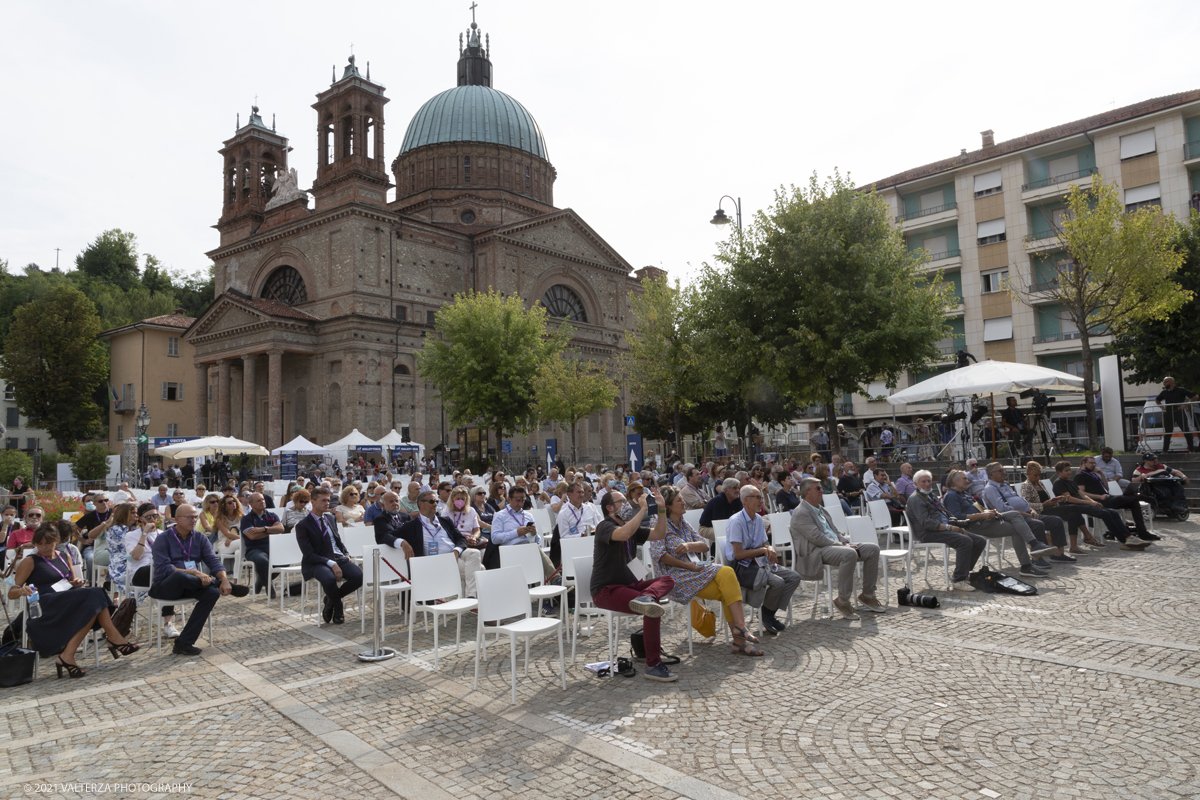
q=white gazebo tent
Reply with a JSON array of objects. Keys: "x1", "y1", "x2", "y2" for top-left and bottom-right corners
[
  {"x1": 324, "y1": 428, "x2": 384, "y2": 467},
  {"x1": 271, "y1": 435, "x2": 329, "y2": 456},
  {"x1": 376, "y1": 429, "x2": 425, "y2": 461},
  {"x1": 887, "y1": 360, "x2": 1084, "y2": 461}
]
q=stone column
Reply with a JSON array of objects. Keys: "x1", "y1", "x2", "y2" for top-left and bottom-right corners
[
  {"x1": 195, "y1": 363, "x2": 210, "y2": 436},
  {"x1": 242, "y1": 354, "x2": 257, "y2": 443},
  {"x1": 268, "y1": 349, "x2": 283, "y2": 452},
  {"x1": 600, "y1": 403, "x2": 612, "y2": 461},
  {"x1": 413, "y1": 373, "x2": 427, "y2": 452},
  {"x1": 216, "y1": 359, "x2": 232, "y2": 436},
  {"x1": 380, "y1": 354, "x2": 394, "y2": 435}
]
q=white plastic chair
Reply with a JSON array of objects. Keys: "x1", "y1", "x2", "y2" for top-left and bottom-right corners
[
  {"x1": 472, "y1": 566, "x2": 566, "y2": 705},
  {"x1": 683, "y1": 509, "x2": 703, "y2": 531},
  {"x1": 766, "y1": 511, "x2": 794, "y2": 566},
  {"x1": 822, "y1": 494, "x2": 850, "y2": 534},
  {"x1": 530, "y1": 508, "x2": 553, "y2": 545},
  {"x1": 406, "y1": 553, "x2": 478, "y2": 669},
  {"x1": 901, "y1": 511, "x2": 951, "y2": 590},
  {"x1": 559, "y1": 537, "x2": 593, "y2": 592},
  {"x1": 1041, "y1": 478, "x2": 1055, "y2": 496},
  {"x1": 267, "y1": 535, "x2": 305, "y2": 613},
  {"x1": 712, "y1": 518, "x2": 729, "y2": 539},
  {"x1": 500, "y1": 544, "x2": 568, "y2": 633},
  {"x1": 569, "y1": 555, "x2": 638, "y2": 667},
  {"x1": 868, "y1": 499, "x2": 908, "y2": 544},
  {"x1": 340, "y1": 526, "x2": 377, "y2": 563},
  {"x1": 361, "y1": 544, "x2": 411, "y2": 636},
  {"x1": 131, "y1": 556, "x2": 215, "y2": 655}
]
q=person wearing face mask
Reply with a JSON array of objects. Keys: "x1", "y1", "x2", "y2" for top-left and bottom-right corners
[
  {"x1": 905, "y1": 469, "x2": 986, "y2": 591},
  {"x1": 76, "y1": 493, "x2": 115, "y2": 583},
  {"x1": 443, "y1": 486, "x2": 484, "y2": 544}
]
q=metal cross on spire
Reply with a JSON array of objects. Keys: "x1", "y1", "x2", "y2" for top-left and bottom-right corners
[{"x1": 469, "y1": 2, "x2": 477, "y2": 23}]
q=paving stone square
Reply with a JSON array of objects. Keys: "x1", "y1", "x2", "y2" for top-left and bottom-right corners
[{"x1": 3, "y1": 518, "x2": 1198, "y2": 799}]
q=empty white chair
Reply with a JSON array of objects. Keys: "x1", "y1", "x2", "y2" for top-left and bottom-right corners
[
  {"x1": 267, "y1": 535, "x2": 305, "y2": 613},
  {"x1": 340, "y1": 526, "x2": 377, "y2": 563},
  {"x1": 500, "y1": 544, "x2": 569, "y2": 633},
  {"x1": 867, "y1": 499, "x2": 908, "y2": 543},
  {"x1": 530, "y1": 508, "x2": 553, "y2": 544},
  {"x1": 361, "y1": 544, "x2": 411, "y2": 636},
  {"x1": 559, "y1": 537, "x2": 593, "y2": 592},
  {"x1": 682, "y1": 509, "x2": 703, "y2": 531},
  {"x1": 406, "y1": 553, "x2": 478, "y2": 669},
  {"x1": 473, "y1": 566, "x2": 566, "y2": 705},
  {"x1": 766, "y1": 511, "x2": 794, "y2": 566},
  {"x1": 712, "y1": 518, "x2": 729, "y2": 540}
]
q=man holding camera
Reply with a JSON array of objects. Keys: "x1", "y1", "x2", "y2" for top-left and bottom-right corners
[{"x1": 1001, "y1": 397, "x2": 1033, "y2": 458}]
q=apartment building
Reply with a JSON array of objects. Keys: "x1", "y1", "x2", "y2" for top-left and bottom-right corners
[{"x1": 803, "y1": 89, "x2": 1200, "y2": 449}]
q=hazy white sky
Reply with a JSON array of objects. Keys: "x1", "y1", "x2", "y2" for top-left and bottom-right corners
[{"x1": 3, "y1": 0, "x2": 1198, "y2": 285}]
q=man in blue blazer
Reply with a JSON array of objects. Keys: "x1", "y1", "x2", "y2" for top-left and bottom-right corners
[{"x1": 295, "y1": 486, "x2": 363, "y2": 624}]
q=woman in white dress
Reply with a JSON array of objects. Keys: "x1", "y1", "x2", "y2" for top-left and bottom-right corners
[{"x1": 335, "y1": 486, "x2": 365, "y2": 526}]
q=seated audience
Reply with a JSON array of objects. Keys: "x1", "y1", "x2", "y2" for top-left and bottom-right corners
[
  {"x1": 481, "y1": 486, "x2": 555, "y2": 578},
  {"x1": 905, "y1": 469, "x2": 986, "y2": 591},
  {"x1": 471, "y1": 487, "x2": 493, "y2": 532},
  {"x1": 591, "y1": 484, "x2": 678, "y2": 681},
  {"x1": 241, "y1": 493, "x2": 284, "y2": 597},
  {"x1": 7, "y1": 523, "x2": 141, "y2": 676},
  {"x1": 149, "y1": 504, "x2": 248, "y2": 656},
  {"x1": 698, "y1": 478, "x2": 743, "y2": 543},
  {"x1": 984, "y1": 462, "x2": 1074, "y2": 561},
  {"x1": 1096, "y1": 447, "x2": 1130, "y2": 491},
  {"x1": 791, "y1": 477, "x2": 884, "y2": 618},
  {"x1": 650, "y1": 486, "x2": 760, "y2": 656},
  {"x1": 943, "y1": 470, "x2": 1055, "y2": 577},
  {"x1": 725, "y1": 485, "x2": 801, "y2": 633},
  {"x1": 1017, "y1": 462, "x2": 1091, "y2": 556},
  {"x1": 774, "y1": 474, "x2": 800, "y2": 512},
  {"x1": 295, "y1": 488, "x2": 363, "y2": 625},
  {"x1": 1132, "y1": 452, "x2": 1189, "y2": 513},
  {"x1": 381, "y1": 489, "x2": 484, "y2": 598},
  {"x1": 1074, "y1": 456, "x2": 1157, "y2": 541},
  {"x1": 122, "y1": 503, "x2": 178, "y2": 638},
  {"x1": 1053, "y1": 460, "x2": 1151, "y2": 549}
]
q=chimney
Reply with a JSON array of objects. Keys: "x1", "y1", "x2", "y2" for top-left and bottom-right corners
[
  {"x1": 174, "y1": 307, "x2": 187, "y2": 315},
  {"x1": 981, "y1": 129, "x2": 995, "y2": 148}
]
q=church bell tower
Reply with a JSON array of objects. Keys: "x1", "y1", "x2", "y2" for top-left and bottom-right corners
[
  {"x1": 216, "y1": 105, "x2": 290, "y2": 246},
  {"x1": 311, "y1": 54, "x2": 391, "y2": 211}
]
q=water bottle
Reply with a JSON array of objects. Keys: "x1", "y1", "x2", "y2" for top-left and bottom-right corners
[{"x1": 27, "y1": 588, "x2": 42, "y2": 620}]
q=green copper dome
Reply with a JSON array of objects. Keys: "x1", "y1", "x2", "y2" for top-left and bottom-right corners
[{"x1": 398, "y1": 85, "x2": 549, "y2": 160}]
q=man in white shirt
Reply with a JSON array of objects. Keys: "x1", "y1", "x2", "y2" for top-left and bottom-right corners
[
  {"x1": 725, "y1": 485, "x2": 801, "y2": 634},
  {"x1": 1096, "y1": 447, "x2": 1129, "y2": 491},
  {"x1": 557, "y1": 482, "x2": 603, "y2": 536},
  {"x1": 485, "y1": 486, "x2": 555, "y2": 578},
  {"x1": 112, "y1": 482, "x2": 135, "y2": 505},
  {"x1": 861, "y1": 457, "x2": 879, "y2": 486}
]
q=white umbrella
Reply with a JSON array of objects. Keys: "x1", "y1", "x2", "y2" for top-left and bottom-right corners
[
  {"x1": 154, "y1": 435, "x2": 269, "y2": 459},
  {"x1": 887, "y1": 360, "x2": 1084, "y2": 405},
  {"x1": 271, "y1": 435, "x2": 329, "y2": 456}
]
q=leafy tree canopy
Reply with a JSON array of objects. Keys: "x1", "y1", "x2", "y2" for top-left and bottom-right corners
[
  {"x1": 76, "y1": 229, "x2": 140, "y2": 290},
  {"x1": 533, "y1": 352, "x2": 617, "y2": 464},
  {"x1": 0, "y1": 284, "x2": 108, "y2": 452},
  {"x1": 416, "y1": 289, "x2": 570, "y2": 455}
]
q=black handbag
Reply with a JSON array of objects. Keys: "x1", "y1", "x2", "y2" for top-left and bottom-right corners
[
  {"x1": 969, "y1": 565, "x2": 1037, "y2": 595},
  {"x1": 0, "y1": 642, "x2": 36, "y2": 687}
]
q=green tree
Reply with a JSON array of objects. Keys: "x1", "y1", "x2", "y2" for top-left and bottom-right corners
[
  {"x1": 534, "y1": 352, "x2": 617, "y2": 465},
  {"x1": 71, "y1": 443, "x2": 113, "y2": 482},
  {"x1": 696, "y1": 172, "x2": 951, "y2": 454},
  {"x1": 141, "y1": 254, "x2": 175, "y2": 295},
  {"x1": 75, "y1": 229, "x2": 140, "y2": 290},
  {"x1": 1111, "y1": 211, "x2": 1200, "y2": 389},
  {"x1": 0, "y1": 450, "x2": 33, "y2": 489},
  {"x1": 1014, "y1": 176, "x2": 1189, "y2": 449},
  {"x1": 624, "y1": 275, "x2": 713, "y2": 457},
  {"x1": 416, "y1": 289, "x2": 570, "y2": 458},
  {"x1": 172, "y1": 265, "x2": 216, "y2": 317},
  {"x1": 0, "y1": 284, "x2": 108, "y2": 452}
]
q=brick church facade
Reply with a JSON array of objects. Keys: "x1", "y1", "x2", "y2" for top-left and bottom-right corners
[{"x1": 185, "y1": 16, "x2": 659, "y2": 463}]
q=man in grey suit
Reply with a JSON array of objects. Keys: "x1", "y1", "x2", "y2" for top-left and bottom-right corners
[
  {"x1": 790, "y1": 478, "x2": 885, "y2": 619},
  {"x1": 906, "y1": 469, "x2": 986, "y2": 591}
]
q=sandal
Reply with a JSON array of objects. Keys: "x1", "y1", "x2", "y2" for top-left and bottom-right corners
[
  {"x1": 730, "y1": 625, "x2": 760, "y2": 644},
  {"x1": 55, "y1": 657, "x2": 86, "y2": 679},
  {"x1": 731, "y1": 639, "x2": 765, "y2": 657},
  {"x1": 107, "y1": 641, "x2": 140, "y2": 659}
]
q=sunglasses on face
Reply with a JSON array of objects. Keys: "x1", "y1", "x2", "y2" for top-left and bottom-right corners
[{"x1": 26, "y1": 514, "x2": 42, "y2": 519}]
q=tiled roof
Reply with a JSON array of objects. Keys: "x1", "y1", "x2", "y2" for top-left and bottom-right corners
[
  {"x1": 867, "y1": 88, "x2": 1200, "y2": 190},
  {"x1": 223, "y1": 291, "x2": 318, "y2": 321},
  {"x1": 140, "y1": 313, "x2": 195, "y2": 328}
]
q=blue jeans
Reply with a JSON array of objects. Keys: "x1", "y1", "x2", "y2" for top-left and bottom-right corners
[
  {"x1": 244, "y1": 547, "x2": 271, "y2": 592},
  {"x1": 148, "y1": 571, "x2": 220, "y2": 647}
]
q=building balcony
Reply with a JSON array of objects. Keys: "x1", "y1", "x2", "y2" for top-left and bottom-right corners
[
  {"x1": 1024, "y1": 231, "x2": 1062, "y2": 253},
  {"x1": 1021, "y1": 167, "x2": 1097, "y2": 193},
  {"x1": 1184, "y1": 140, "x2": 1200, "y2": 163},
  {"x1": 802, "y1": 403, "x2": 854, "y2": 419},
  {"x1": 1033, "y1": 331, "x2": 1081, "y2": 345},
  {"x1": 897, "y1": 203, "x2": 958, "y2": 233}
]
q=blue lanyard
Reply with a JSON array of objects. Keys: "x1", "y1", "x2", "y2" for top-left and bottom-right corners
[{"x1": 174, "y1": 530, "x2": 193, "y2": 560}]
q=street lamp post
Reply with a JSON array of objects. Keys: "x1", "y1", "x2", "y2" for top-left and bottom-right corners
[
  {"x1": 135, "y1": 403, "x2": 151, "y2": 487},
  {"x1": 710, "y1": 195, "x2": 742, "y2": 232}
]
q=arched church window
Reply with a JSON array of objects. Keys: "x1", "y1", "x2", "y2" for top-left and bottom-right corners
[
  {"x1": 542, "y1": 284, "x2": 587, "y2": 323},
  {"x1": 261, "y1": 266, "x2": 308, "y2": 306}
]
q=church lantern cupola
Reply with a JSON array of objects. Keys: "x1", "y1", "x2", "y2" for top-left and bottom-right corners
[{"x1": 216, "y1": 104, "x2": 290, "y2": 246}]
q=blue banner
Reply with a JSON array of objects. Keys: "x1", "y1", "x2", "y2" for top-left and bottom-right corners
[
  {"x1": 281, "y1": 452, "x2": 298, "y2": 481},
  {"x1": 151, "y1": 436, "x2": 199, "y2": 449},
  {"x1": 502, "y1": 440, "x2": 512, "y2": 454},
  {"x1": 545, "y1": 439, "x2": 557, "y2": 471}
]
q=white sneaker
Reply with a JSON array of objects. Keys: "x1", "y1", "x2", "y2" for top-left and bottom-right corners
[
  {"x1": 161, "y1": 622, "x2": 181, "y2": 639},
  {"x1": 952, "y1": 581, "x2": 975, "y2": 592}
]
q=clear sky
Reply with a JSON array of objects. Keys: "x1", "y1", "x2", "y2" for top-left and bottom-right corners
[{"x1": 2, "y1": 0, "x2": 1198, "y2": 285}]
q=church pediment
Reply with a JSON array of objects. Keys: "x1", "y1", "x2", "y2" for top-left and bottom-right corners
[
  {"x1": 185, "y1": 291, "x2": 318, "y2": 342},
  {"x1": 484, "y1": 210, "x2": 631, "y2": 274}
]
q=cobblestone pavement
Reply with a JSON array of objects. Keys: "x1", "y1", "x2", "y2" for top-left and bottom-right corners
[{"x1": 3, "y1": 517, "x2": 1198, "y2": 799}]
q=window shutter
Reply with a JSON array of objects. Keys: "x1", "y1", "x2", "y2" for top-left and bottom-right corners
[
  {"x1": 1124, "y1": 183, "x2": 1160, "y2": 204},
  {"x1": 973, "y1": 170, "x2": 1002, "y2": 193},
  {"x1": 1119, "y1": 129, "x2": 1156, "y2": 159},
  {"x1": 177, "y1": 383, "x2": 183, "y2": 402},
  {"x1": 977, "y1": 218, "x2": 1006, "y2": 238},
  {"x1": 983, "y1": 316, "x2": 1013, "y2": 342},
  {"x1": 161, "y1": 382, "x2": 167, "y2": 400}
]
